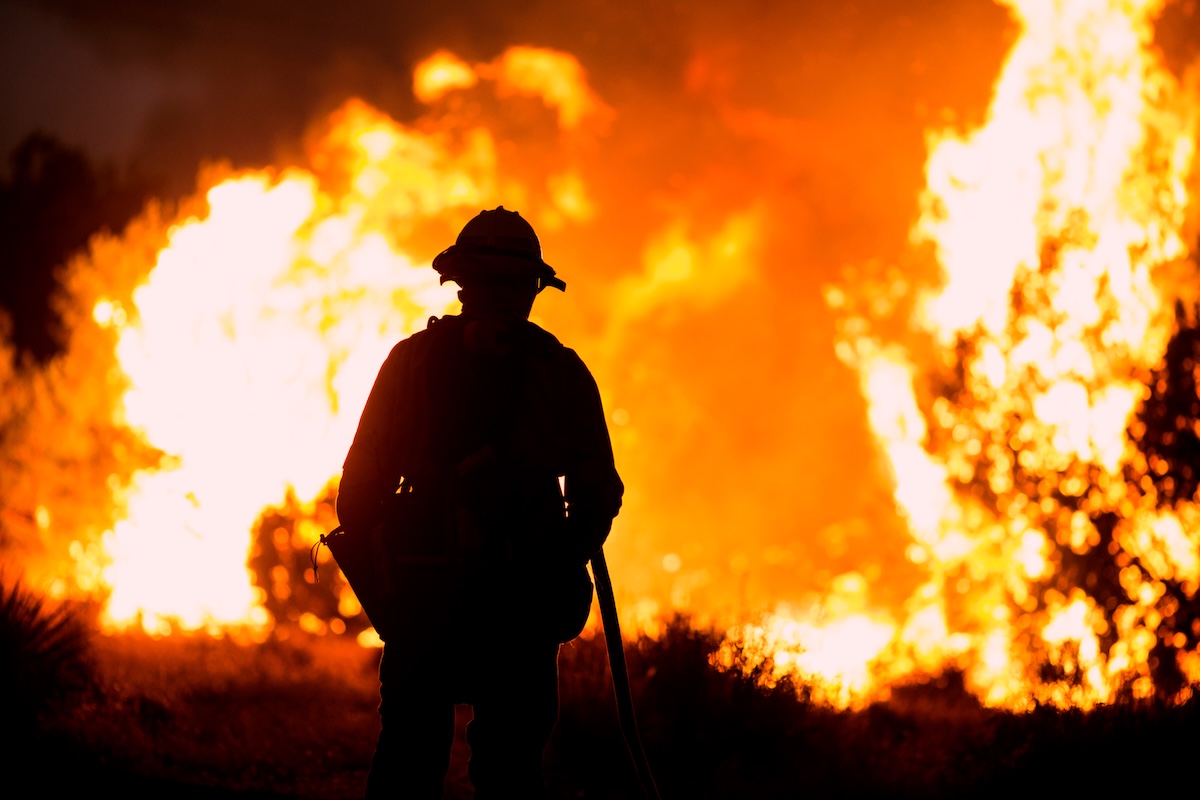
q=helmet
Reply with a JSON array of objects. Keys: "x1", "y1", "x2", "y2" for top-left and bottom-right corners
[{"x1": 432, "y1": 207, "x2": 566, "y2": 292}]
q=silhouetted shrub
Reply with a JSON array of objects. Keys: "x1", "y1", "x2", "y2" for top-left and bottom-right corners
[{"x1": 0, "y1": 577, "x2": 91, "y2": 736}]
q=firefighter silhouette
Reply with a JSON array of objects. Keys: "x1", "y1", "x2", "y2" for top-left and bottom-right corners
[{"x1": 337, "y1": 207, "x2": 623, "y2": 799}]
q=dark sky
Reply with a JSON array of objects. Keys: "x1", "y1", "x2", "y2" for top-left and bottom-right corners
[
  {"x1": 4, "y1": 0, "x2": 1197, "y2": 191},
  {"x1": 0, "y1": 0, "x2": 1024, "y2": 190}
]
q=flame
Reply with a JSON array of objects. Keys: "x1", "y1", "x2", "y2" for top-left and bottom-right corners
[
  {"x1": 27, "y1": 48, "x2": 613, "y2": 640},
  {"x1": 413, "y1": 51, "x2": 478, "y2": 104},
  {"x1": 413, "y1": 46, "x2": 611, "y2": 131},
  {"x1": 5, "y1": 2, "x2": 1200, "y2": 713},
  {"x1": 778, "y1": 0, "x2": 1200, "y2": 709},
  {"x1": 57, "y1": 94, "x2": 518, "y2": 635},
  {"x1": 715, "y1": 572, "x2": 896, "y2": 707}
]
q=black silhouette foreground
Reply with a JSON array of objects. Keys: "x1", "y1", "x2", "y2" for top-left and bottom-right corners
[{"x1": 328, "y1": 207, "x2": 635, "y2": 798}]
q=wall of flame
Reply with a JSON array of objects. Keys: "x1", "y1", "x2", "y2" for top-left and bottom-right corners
[{"x1": 2, "y1": 0, "x2": 1200, "y2": 710}]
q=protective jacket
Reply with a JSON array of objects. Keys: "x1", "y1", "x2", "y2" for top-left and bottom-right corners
[{"x1": 337, "y1": 312, "x2": 623, "y2": 643}]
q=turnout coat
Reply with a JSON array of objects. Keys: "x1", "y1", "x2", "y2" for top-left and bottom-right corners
[{"x1": 336, "y1": 312, "x2": 623, "y2": 643}]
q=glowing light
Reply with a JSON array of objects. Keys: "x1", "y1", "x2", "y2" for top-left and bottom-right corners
[
  {"x1": 16, "y1": 3, "x2": 1200, "y2": 713},
  {"x1": 800, "y1": 0, "x2": 1200, "y2": 709},
  {"x1": 413, "y1": 50, "x2": 478, "y2": 103},
  {"x1": 486, "y1": 46, "x2": 610, "y2": 130},
  {"x1": 91, "y1": 103, "x2": 477, "y2": 634}
]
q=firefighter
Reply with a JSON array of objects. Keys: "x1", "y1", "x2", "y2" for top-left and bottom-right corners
[{"x1": 337, "y1": 207, "x2": 624, "y2": 799}]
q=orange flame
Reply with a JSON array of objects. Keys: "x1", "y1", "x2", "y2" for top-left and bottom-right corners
[
  {"x1": 742, "y1": 0, "x2": 1200, "y2": 709},
  {"x1": 6, "y1": 4, "x2": 1200, "y2": 714},
  {"x1": 96, "y1": 114, "x2": 467, "y2": 636}
]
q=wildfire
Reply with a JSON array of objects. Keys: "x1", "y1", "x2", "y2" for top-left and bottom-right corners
[
  {"x1": 3, "y1": 1, "x2": 1199, "y2": 713},
  {"x1": 34, "y1": 48, "x2": 611, "y2": 645},
  {"x1": 720, "y1": 0, "x2": 1200, "y2": 710}
]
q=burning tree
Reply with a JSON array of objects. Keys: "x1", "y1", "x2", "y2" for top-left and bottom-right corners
[{"x1": 720, "y1": 0, "x2": 1200, "y2": 710}]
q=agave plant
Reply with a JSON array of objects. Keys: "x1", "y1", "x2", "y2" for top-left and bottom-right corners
[{"x1": 0, "y1": 576, "x2": 90, "y2": 732}]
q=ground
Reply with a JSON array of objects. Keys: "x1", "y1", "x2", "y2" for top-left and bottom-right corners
[{"x1": 15, "y1": 620, "x2": 1200, "y2": 799}]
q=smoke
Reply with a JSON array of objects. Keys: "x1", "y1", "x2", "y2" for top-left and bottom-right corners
[{"x1": 3, "y1": 1, "x2": 1016, "y2": 192}]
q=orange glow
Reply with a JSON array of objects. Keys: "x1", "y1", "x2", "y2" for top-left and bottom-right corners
[
  {"x1": 413, "y1": 50, "x2": 478, "y2": 104},
  {"x1": 413, "y1": 47, "x2": 611, "y2": 132},
  {"x1": 98, "y1": 167, "x2": 459, "y2": 635},
  {"x1": 801, "y1": 0, "x2": 1200, "y2": 710},
  {"x1": 484, "y1": 46, "x2": 611, "y2": 130},
  {"x1": 6, "y1": 4, "x2": 1200, "y2": 713}
]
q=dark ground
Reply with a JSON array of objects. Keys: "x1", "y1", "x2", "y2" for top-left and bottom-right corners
[{"x1": 8, "y1": 615, "x2": 1200, "y2": 799}]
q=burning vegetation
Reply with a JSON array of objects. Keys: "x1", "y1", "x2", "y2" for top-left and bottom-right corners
[
  {"x1": 3, "y1": 0, "x2": 1200, "y2": 725},
  {"x1": 720, "y1": 0, "x2": 1200, "y2": 710}
]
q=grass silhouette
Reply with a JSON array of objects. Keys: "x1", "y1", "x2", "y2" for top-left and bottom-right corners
[
  {"x1": 9, "y1": 609, "x2": 1200, "y2": 798},
  {"x1": 1, "y1": 576, "x2": 91, "y2": 742}
]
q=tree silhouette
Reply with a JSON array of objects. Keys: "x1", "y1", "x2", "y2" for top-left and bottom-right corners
[{"x1": 0, "y1": 132, "x2": 153, "y2": 361}]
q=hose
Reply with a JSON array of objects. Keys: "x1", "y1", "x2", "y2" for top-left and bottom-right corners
[{"x1": 590, "y1": 548, "x2": 662, "y2": 800}]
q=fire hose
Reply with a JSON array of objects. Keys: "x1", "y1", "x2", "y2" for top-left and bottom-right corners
[{"x1": 590, "y1": 547, "x2": 662, "y2": 800}]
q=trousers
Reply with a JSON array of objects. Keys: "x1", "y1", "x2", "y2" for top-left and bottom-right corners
[{"x1": 364, "y1": 633, "x2": 560, "y2": 799}]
